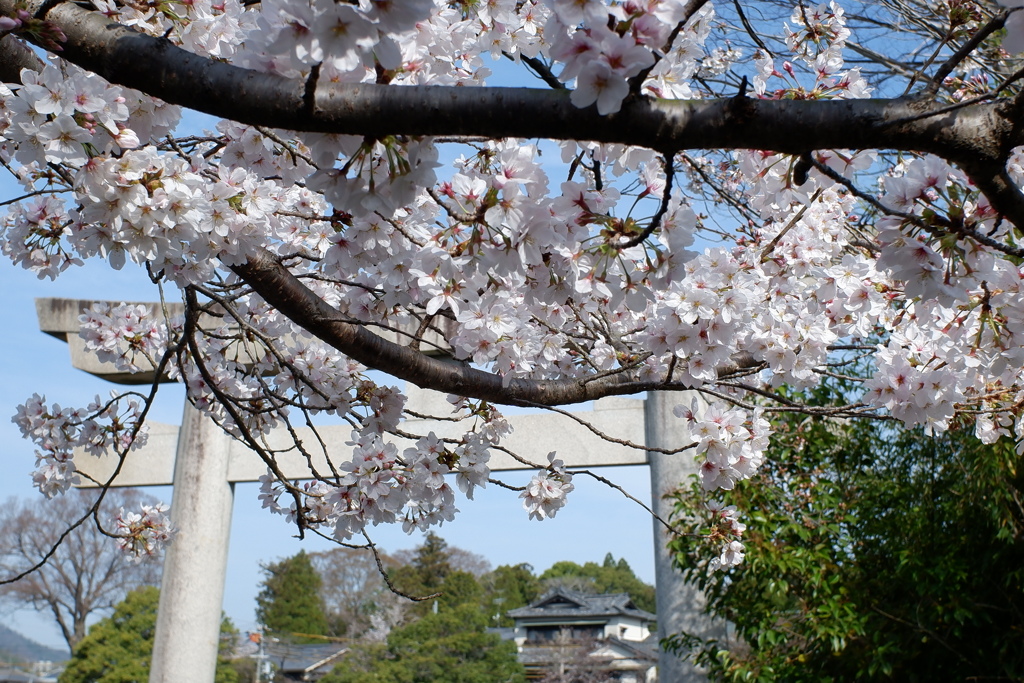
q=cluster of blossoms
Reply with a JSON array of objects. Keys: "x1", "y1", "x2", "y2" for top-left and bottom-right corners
[
  {"x1": 13, "y1": 392, "x2": 149, "y2": 498},
  {"x1": 521, "y1": 452, "x2": 576, "y2": 521},
  {"x1": 256, "y1": 402, "x2": 510, "y2": 541},
  {"x1": 4, "y1": 0, "x2": 1024, "y2": 570},
  {"x1": 79, "y1": 303, "x2": 173, "y2": 374},
  {"x1": 547, "y1": 0, "x2": 714, "y2": 113},
  {"x1": 675, "y1": 399, "x2": 770, "y2": 493},
  {"x1": 114, "y1": 502, "x2": 174, "y2": 562},
  {"x1": 705, "y1": 501, "x2": 747, "y2": 571}
]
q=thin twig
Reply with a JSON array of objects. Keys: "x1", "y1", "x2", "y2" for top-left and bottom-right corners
[
  {"x1": 575, "y1": 469, "x2": 676, "y2": 532},
  {"x1": 925, "y1": 9, "x2": 1009, "y2": 95},
  {"x1": 520, "y1": 402, "x2": 697, "y2": 456},
  {"x1": 733, "y1": 0, "x2": 773, "y2": 56},
  {"x1": 616, "y1": 154, "x2": 676, "y2": 250},
  {"x1": 760, "y1": 187, "x2": 823, "y2": 262},
  {"x1": 363, "y1": 531, "x2": 442, "y2": 602}
]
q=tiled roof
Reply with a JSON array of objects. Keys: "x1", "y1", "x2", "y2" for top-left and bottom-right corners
[
  {"x1": 506, "y1": 587, "x2": 656, "y2": 622},
  {"x1": 518, "y1": 637, "x2": 658, "y2": 667},
  {"x1": 600, "y1": 635, "x2": 660, "y2": 660},
  {"x1": 265, "y1": 642, "x2": 348, "y2": 674},
  {"x1": 0, "y1": 669, "x2": 58, "y2": 683}
]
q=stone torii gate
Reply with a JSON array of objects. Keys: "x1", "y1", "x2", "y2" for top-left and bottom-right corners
[{"x1": 37, "y1": 297, "x2": 720, "y2": 683}]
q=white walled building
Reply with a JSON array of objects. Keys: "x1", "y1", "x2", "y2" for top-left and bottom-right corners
[{"x1": 504, "y1": 589, "x2": 659, "y2": 682}]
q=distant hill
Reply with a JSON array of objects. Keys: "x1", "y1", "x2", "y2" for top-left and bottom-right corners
[{"x1": 0, "y1": 624, "x2": 68, "y2": 664}]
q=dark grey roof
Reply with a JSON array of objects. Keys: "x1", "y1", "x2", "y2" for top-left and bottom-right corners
[
  {"x1": 518, "y1": 637, "x2": 657, "y2": 667},
  {"x1": 506, "y1": 588, "x2": 655, "y2": 622},
  {"x1": 600, "y1": 635, "x2": 659, "y2": 661},
  {"x1": 266, "y1": 642, "x2": 348, "y2": 675},
  {"x1": 0, "y1": 669, "x2": 58, "y2": 683}
]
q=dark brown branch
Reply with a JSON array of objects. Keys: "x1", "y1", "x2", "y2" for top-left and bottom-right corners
[
  {"x1": 0, "y1": 34, "x2": 43, "y2": 82},
  {"x1": 505, "y1": 51, "x2": 565, "y2": 91},
  {"x1": 733, "y1": 0, "x2": 773, "y2": 57},
  {"x1": 616, "y1": 154, "x2": 675, "y2": 249},
  {"x1": 2, "y1": 0, "x2": 1019, "y2": 171},
  {"x1": 231, "y1": 248, "x2": 637, "y2": 406},
  {"x1": 959, "y1": 163, "x2": 1024, "y2": 242},
  {"x1": 230, "y1": 248, "x2": 762, "y2": 407}
]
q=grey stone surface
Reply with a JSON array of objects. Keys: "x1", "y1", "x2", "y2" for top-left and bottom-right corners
[
  {"x1": 646, "y1": 391, "x2": 720, "y2": 682},
  {"x1": 148, "y1": 404, "x2": 234, "y2": 683}
]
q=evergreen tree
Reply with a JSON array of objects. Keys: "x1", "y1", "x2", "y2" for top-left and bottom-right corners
[
  {"x1": 320, "y1": 603, "x2": 524, "y2": 683},
  {"x1": 59, "y1": 586, "x2": 237, "y2": 683},
  {"x1": 437, "y1": 570, "x2": 484, "y2": 613},
  {"x1": 539, "y1": 555, "x2": 656, "y2": 613},
  {"x1": 255, "y1": 551, "x2": 330, "y2": 643},
  {"x1": 392, "y1": 532, "x2": 452, "y2": 593},
  {"x1": 480, "y1": 564, "x2": 541, "y2": 627},
  {"x1": 390, "y1": 532, "x2": 456, "y2": 617}
]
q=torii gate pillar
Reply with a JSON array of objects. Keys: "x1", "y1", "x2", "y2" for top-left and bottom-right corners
[
  {"x1": 647, "y1": 391, "x2": 720, "y2": 681},
  {"x1": 149, "y1": 403, "x2": 235, "y2": 683}
]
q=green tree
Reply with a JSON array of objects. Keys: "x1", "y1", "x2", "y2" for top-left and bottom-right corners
[
  {"x1": 321, "y1": 603, "x2": 524, "y2": 683},
  {"x1": 255, "y1": 550, "x2": 330, "y2": 643},
  {"x1": 391, "y1": 532, "x2": 453, "y2": 596},
  {"x1": 539, "y1": 554, "x2": 656, "y2": 613},
  {"x1": 437, "y1": 570, "x2": 484, "y2": 613},
  {"x1": 669, "y1": 383, "x2": 1024, "y2": 682},
  {"x1": 480, "y1": 564, "x2": 542, "y2": 627},
  {"x1": 389, "y1": 532, "x2": 458, "y2": 618},
  {"x1": 60, "y1": 586, "x2": 238, "y2": 683}
]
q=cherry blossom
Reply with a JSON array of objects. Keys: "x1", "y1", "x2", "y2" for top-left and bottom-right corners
[
  {"x1": 1, "y1": 0, "x2": 1023, "y2": 570},
  {"x1": 521, "y1": 452, "x2": 575, "y2": 521},
  {"x1": 114, "y1": 503, "x2": 174, "y2": 562}
]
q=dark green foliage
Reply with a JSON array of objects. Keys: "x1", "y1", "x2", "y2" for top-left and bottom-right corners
[
  {"x1": 59, "y1": 586, "x2": 237, "y2": 683},
  {"x1": 390, "y1": 532, "x2": 457, "y2": 618},
  {"x1": 255, "y1": 550, "x2": 330, "y2": 643},
  {"x1": 391, "y1": 535, "x2": 488, "y2": 616},
  {"x1": 438, "y1": 570, "x2": 484, "y2": 612},
  {"x1": 59, "y1": 587, "x2": 156, "y2": 683},
  {"x1": 669, "y1": 384, "x2": 1024, "y2": 682},
  {"x1": 320, "y1": 534, "x2": 524, "y2": 682},
  {"x1": 391, "y1": 532, "x2": 452, "y2": 594},
  {"x1": 320, "y1": 604, "x2": 524, "y2": 683},
  {"x1": 539, "y1": 554, "x2": 656, "y2": 613},
  {"x1": 480, "y1": 564, "x2": 542, "y2": 627}
]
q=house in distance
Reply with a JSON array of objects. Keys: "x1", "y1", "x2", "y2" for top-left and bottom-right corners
[{"x1": 504, "y1": 588, "x2": 658, "y2": 682}]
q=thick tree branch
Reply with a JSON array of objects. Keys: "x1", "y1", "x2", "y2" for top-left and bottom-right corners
[
  {"x1": 0, "y1": 34, "x2": 43, "y2": 82},
  {"x1": 231, "y1": 249, "x2": 758, "y2": 406},
  {"x1": 1, "y1": 0, "x2": 1020, "y2": 171},
  {"x1": 961, "y1": 161, "x2": 1024, "y2": 231},
  {"x1": 231, "y1": 249, "x2": 643, "y2": 405}
]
